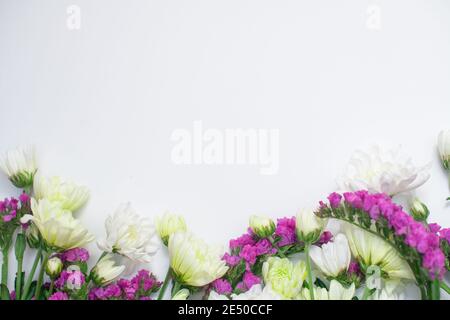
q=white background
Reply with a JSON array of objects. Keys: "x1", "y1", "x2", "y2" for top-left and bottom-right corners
[{"x1": 1, "y1": 0, "x2": 450, "y2": 296}]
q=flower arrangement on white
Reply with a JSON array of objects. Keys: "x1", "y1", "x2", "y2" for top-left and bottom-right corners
[{"x1": 0, "y1": 132, "x2": 449, "y2": 300}]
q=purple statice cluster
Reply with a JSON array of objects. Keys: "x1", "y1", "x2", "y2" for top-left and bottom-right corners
[
  {"x1": 227, "y1": 228, "x2": 277, "y2": 267},
  {"x1": 60, "y1": 248, "x2": 90, "y2": 263},
  {"x1": 0, "y1": 192, "x2": 29, "y2": 223},
  {"x1": 88, "y1": 270, "x2": 162, "y2": 300},
  {"x1": 48, "y1": 292, "x2": 69, "y2": 300},
  {"x1": 55, "y1": 269, "x2": 86, "y2": 290},
  {"x1": 324, "y1": 190, "x2": 446, "y2": 279}
]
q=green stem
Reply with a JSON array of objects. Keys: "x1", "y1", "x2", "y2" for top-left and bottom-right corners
[
  {"x1": 21, "y1": 247, "x2": 42, "y2": 300},
  {"x1": 157, "y1": 268, "x2": 172, "y2": 300},
  {"x1": 430, "y1": 279, "x2": 441, "y2": 300},
  {"x1": 15, "y1": 256, "x2": 23, "y2": 299},
  {"x1": 304, "y1": 243, "x2": 315, "y2": 300},
  {"x1": 362, "y1": 285, "x2": 372, "y2": 300},
  {"x1": 171, "y1": 281, "x2": 181, "y2": 298},
  {"x1": 34, "y1": 250, "x2": 50, "y2": 300},
  {"x1": 440, "y1": 281, "x2": 450, "y2": 295},
  {"x1": 419, "y1": 284, "x2": 428, "y2": 300},
  {"x1": 1, "y1": 246, "x2": 10, "y2": 299},
  {"x1": 49, "y1": 279, "x2": 54, "y2": 295},
  {"x1": 23, "y1": 185, "x2": 32, "y2": 196}
]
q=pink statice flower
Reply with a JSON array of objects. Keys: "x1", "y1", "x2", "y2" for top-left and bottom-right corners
[
  {"x1": 60, "y1": 248, "x2": 90, "y2": 263},
  {"x1": 222, "y1": 253, "x2": 242, "y2": 267},
  {"x1": 213, "y1": 279, "x2": 232, "y2": 295},
  {"x1": 274, "y1": 217, "x2": 296, "y2": 246},
  {"x1": 48, "y1": 292, "x2": 69, "y2": 300},
  {"x1": 242, "y1": 271, "x2": 261, "y2": 289}
]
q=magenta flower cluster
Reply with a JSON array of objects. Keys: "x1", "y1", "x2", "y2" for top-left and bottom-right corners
[
  {"x1": 325, "y1": 190, "x2": 447, "y2": 279},
  {"x1": 60, "y1": 248, "x2": 90, "y2": 263},
  {"x1": 88, "y1": 270, "x2": 161, "y2": 300},
  {"x1": 55, "y1": 269, "x2": 86, "y2": 290},
  {"x1": 0, "y1": 192, "x2": 29, "y2": 223}
]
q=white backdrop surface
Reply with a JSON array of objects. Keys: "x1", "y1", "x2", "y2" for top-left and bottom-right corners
[{"x1": 1, "y1": 0, "x2": 450, "y2": 295}]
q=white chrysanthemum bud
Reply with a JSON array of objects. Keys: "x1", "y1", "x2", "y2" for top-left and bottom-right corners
[
  {"x1": 91, "y1": 254, "x2": 125, "y2": 286},
  {"x1": 46, "y1": 256, "x2": 63, "y2": 279},
  {"x1": 249, "y1": 215, "x2": 275, "y2": 238},
  {"x1": 296, "y1": 209, "x2": 327, "y2": 243},
  {"x1": 0, "y1": 146, "x2": 37, "y2": 189},
  {"x1": 438, "y1": 130, "x2": 450, "y2": 170},
  {"x1": 410, "y1": 198, "x2": 429, "y2": 221}
]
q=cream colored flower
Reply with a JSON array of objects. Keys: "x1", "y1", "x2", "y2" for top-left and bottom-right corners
[
  {"x1": 0, "y1": 146, "x2": 37, "y2": 188},
  {"x1": 438, "y1": 130, "x2": 450, "y2": 169},
  {"x1": 369, "y1": 280, "x2": 406, "y2": 300},
  {"x1": 343, "y1": 223, "x2": 414, "y2": 280},
  {"x1": 155, "y1": 212, "x2": 187, "y2": 246},
  {"x1": 24, "y1": 199, "x2": 94, "y2": 250},
  {"x1": 172, "y1": 289, "x2": 190, "y2": 300},
  {"x1": 337, "y1": 145, "x2": 430, "y2": 196},
  {"x1": 232, "y1": 284, "x2": 281, "y2": 300},
  {"x1": 249, "y1": 215, "x2": 275, "y2": 238},
  {"x1": 309, "y1": 233, "x2": 351, "y2": 278},
  {"x1": 208, "y1": 285, "x2": 281, "y2": 300},
  {"x1": 296, "y1": 209, "x2": 327, "y2": 243},
  {"x1": 91, "y1": 253, "x2": 126, "y2": 286},
  {"x1": 169, "y1": 232, "x2": 228, "y2": 287},
  {"x1": 262, "y1": 257, "x2": 307, "y2": 299},
  {"x1": 299, "y1": 280, "x2": 355, "y2": 300},
  {"x1": 34, "y1": 174, "x2": 89, "y2": 212},
  {"x1": 97, "y1": 203, "x2": 159, "y2": 263}
]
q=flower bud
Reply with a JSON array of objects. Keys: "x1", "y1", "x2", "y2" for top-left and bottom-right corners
[
  {"x1": 46, "y1": 257, "x2": 63, "y2": 279},
  {"x1": 91, "y1": 254, "x2": 125, "y2": 286},
  {"x1": 172, "y1": 288, "x2": 190, "y2": 300},
  {"x1": 438, "y1": 130, "x2": 450, "y2": 170},
  {"x1": 296, "y1": 209, "x2": 327, "y2": 243},
  {"x1": 410, "y1": 198, "x2": 429, "y2": 221},
  {"x1": 249, "y1": 215, "x2": 275, "y2": 238},
  {"x1": 0, "y1": 146, "x2": 37, "y2": 189},
  {"x1": 155, "y1": 212, "x2": 187, "y2": 246},
  {"x1": 25, "y1": 224, "x2": 41, "y2": 249}
]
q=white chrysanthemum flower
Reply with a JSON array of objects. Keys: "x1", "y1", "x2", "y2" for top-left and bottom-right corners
[
  {"x1": 343, "y1": 223, "x2": 414, "y2": 280},
  {"x1": 208, "y1": 285, "x2": 281, "y2": 300},
  {"x1": 155, "y1": 212, "x2": 187, "y2": 246},
  {"x1": 337, "y1": 145, "x2": 430, "y2": 196},
  {"x1": 23, "y1": 199, "x2": 94, "y2": 250},
  {"x1": 438, "y1": 130, "x2": 450, "y2": 170},
  {"x1": 309, "y1": 233, "x2": 351, "y2": 278},
  {"x1": 296, "y1": 209, "x2": 327, "y2": 243},
  {"x1": 97, "y1": 203, "x2": 159, "y2": 263},
  {"x1": 262, "y1": 257, "x2": 307, "y2": 300},
  {"x1": 169, "y1": 232, "x2": 228, "y2": 287},
  {"x1": 34, "y1": 174, "x2": 89, "y2": 212},
  {"x1": 232, "y1": 284, "x2": 281, "y2": 300},
  {"x1": 368, "y1": 280, "x2": 406, "y2": 300},
  {"x1": 91, "y1": 253, "x2": 126, "y2": 286},
  {"x1": 0, "y1": 146, "x2": 37, "y2": 188},
  {"x1": 299, "y1": 280, "x2": 355, "y2": 300}
]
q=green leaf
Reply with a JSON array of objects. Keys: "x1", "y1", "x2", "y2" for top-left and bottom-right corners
[
  {"x1": 25, "y1": 281, "x2": 37, "y2": 300},
  {"x1": 314, "y1": 277, "x2": 327, "y2": 289}
]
